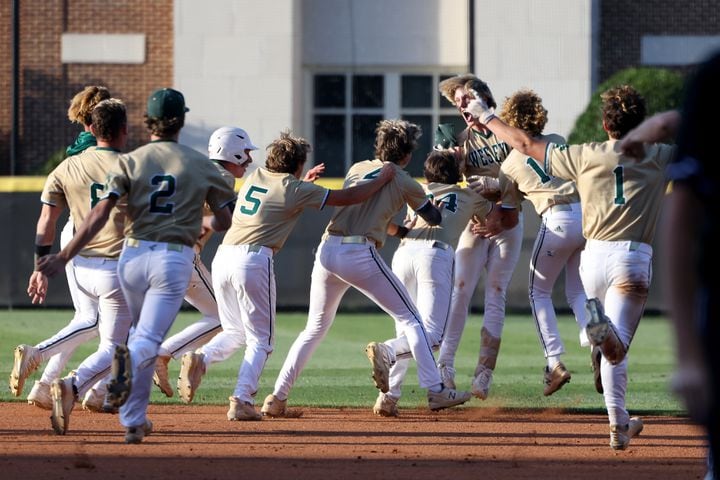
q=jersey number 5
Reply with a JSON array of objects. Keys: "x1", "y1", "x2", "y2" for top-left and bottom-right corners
[
  {"x1": 240, "y1": 185, "x2": 269, "y2": 216},
  {"x1": 149, "y1": 175, "x2": 176, "y2": 214}
]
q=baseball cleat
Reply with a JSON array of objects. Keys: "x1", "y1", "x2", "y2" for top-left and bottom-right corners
[
  {"x1": 178, "y1": 351, "x2": 205, "y2": 404},
  {"x1": 543, "y1": 362, "x2": 571, "y2": 396},
  {"x1": 610, "y1": 417, "x2": 643, "y2": 450},
  {"x1": 227, "y1": 397, "x2": 262, "y2": 421},
  {"x1": 125, "y1": 419, "x2": 153, "y2": 444},
  {"x1": 82, "y1": 384, "x2": 107, "y2": 413},
  {"x1": 365, "y1": 342, "x2": 394, "y2": 393},
  {"x1": 427, "y1": 386, "x2": 472, "y2": 411},
  {"x1": 260, "y1": 394, "x2": 287, "y2": 418},
  {"x1": 27, "y1": 380, "x2": 52, "y2": 410},
  {"x1": 153, "y1": 355, "x2": 174, "y2": 398},
  {"x1": 591, "y1": 345, "x2": 604, "y2": 394},
  {"x1": 437, "y1": 363, "x2": 456, "y2": 390},
  {"x1": 9, "y1": 344, "x2": 42, "y2": 396},
  {"x1": 50, "y1": 376, "x2": 76, "y2": 435},
  {"x1": 471, "y1": 364, "x2": 493, "y2": 400},
  {"x1": 373, "y1": 392, "x2": 399, "y2": 417},
  {"x1": 105, "y1": 344, "x2": 132, "y2": 411}
]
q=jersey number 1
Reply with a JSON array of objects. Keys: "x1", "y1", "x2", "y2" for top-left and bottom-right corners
[{"x1": 613, "y1": 166, "x2": 626, "y2": 205}]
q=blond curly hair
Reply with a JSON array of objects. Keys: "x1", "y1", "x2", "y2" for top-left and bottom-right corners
[
  {"x1": 67, "y1": 86, "x2": 111, "y2": 126},
  {"x1": 499, "y1": 89, "x2": 548, "y2": 137}
]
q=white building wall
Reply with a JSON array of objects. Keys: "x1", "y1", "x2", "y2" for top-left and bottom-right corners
[
  {"x1": 174, "y1": 0, "x2": 302, "y2": 166},
  {"x1": 303, "y1": 0, "x2": 467, "y2": 67},
  {"x1": 474, "y1": 0, "x2": 594, "y2": 138}
]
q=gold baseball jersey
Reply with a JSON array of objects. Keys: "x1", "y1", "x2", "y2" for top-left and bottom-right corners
[
  {"x1": 325, "y1": 160, "x2": 428, "y2": 248},
  {"x1": 41, "y1": 147, "x2": 126, "y2": 258},
  {"x1": 499, "y1": 133, "x2": 579, "y2": 214},
  {"x1": 222, "y1": 167, "x2": 329, "y2": 253},
  {"x1": 544, "y1": 139, "x2": 675, "y2": 243},
  {"x1": 457, "y1": 127, "x2": 512, "y2": 178},
  {"x1": 195, "y1": 161, "x2": 237, "y2": 252},
  {"x1": 104, "y1": 140, "x2": 236, "y2": 247},
  {"x1": 404, "y1": 182, "x2": 492, "y2": 248}
]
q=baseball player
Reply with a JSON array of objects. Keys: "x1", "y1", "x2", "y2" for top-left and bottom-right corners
[
  {"x1": 434, "y1": 74, "x2": 522, "y2": 401},
  {"x1": 261, "y1": 120, "x2": 472, "y2": 418},
  {"x1": 151, "y1": 126, "x2": 258, "y2": 398},
  {"x1": 373, "y1": 148, "x2": 492, "y2": 416},
  {"x1": 13, "y1": 86, "x2": 111, "y2": 410},
  {"x1": 37, "y1": 88, "x2": 237, "y2": 444},
  {"x1": 177, "y1": 131, "x2": 395, "y2": 420},
  {"x1": 471, "y1": 84, "x2": 675, "y2": 450},
  {"x1": 24, "y1": 99, "x2": 134, "y2": 435},
  {"x1": 493, "y1": 90, "x2": 589, "y2": 396}
]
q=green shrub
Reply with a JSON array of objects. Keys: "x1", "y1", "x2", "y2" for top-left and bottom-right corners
[{"x1": 568, "y1": 67, "x2": 685, "y2": 144}]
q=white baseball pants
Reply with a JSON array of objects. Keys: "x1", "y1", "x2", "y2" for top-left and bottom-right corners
[
  {"x1": 386, "y1": 240, "x2": 454, "y2": 399},
  {"x1": 272, "y1": 235, "x2": 441, "y2": 400},
  {"x1": 158, "y1": 254, "x2": 221, "y2": 359},
  {"x1": 68, "y1": 256, "x2": 132, "y2": 397},
  {"x1": 37, "y1": 218, "x2": 99, "y2": 385},
  {"x1": 580, "y1": 239, "x2": 652, "y2": 426},
  {"x1": 529, "y1": 203, "x2": 587, "y2": 359},
  {"x1": 438, "y1": 212, "x2": 524, "y2": 368},
  {"x1": 204, "y1": 244, "x2": 276, "y2": 404},
  {"x1": 117, "y1": 240, "x2": 194, "y2": 428}
]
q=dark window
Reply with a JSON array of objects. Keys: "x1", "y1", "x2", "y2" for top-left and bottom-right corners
[
  {"x1": 314, "y1": 114, "x2": 346, "y2": 177},
  {"x1": 402, "y1": 114, "x2": 432, "y2": 177},
  {"x1": 352, "y1": 114, "x2": 382, "y2": 163},
  {"x1": 402, "y1": 75, "x2": 432, "y2": 108},
  {"x1": 352, "y1": 75, "x2": 383, "y2": 108},
  {"x1": 314, "y1": 75, "x2": 345, "y2": 108}
]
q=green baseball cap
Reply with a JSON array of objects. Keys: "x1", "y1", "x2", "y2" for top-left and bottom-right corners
[
  {"x1": 434, "y1": 123, "x2": 458, "y2": 150},
  {"x1": 146, "y1": 88, "x2": 189, "y2": 118}
]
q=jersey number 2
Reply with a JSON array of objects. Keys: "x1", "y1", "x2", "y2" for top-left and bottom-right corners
[{"x1": 149, "y1": 175, "x2": 176, "y2": 214}]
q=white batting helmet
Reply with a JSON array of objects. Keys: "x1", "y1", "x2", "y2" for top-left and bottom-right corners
[{"x1": 208, "y1": 126, "x2": 258, "y2": 164}]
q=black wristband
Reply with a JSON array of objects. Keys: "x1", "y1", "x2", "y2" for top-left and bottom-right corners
[
  {"x1": 395, "y1": 226, "x2": 409, "y2": 239},
  {"x1": 34, "y1": 245, "x2": 52, "y2": 267}
]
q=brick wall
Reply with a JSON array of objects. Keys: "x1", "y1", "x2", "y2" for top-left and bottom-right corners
[
  {"x1": 600, "y1": 0, "x2": 720, "y2": 82},
  {"x1": 0, "y1": 0, "x2": 173, "y2": 174}
]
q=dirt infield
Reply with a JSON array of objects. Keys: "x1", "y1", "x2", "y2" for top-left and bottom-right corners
[{"x1": 0, "y1": 402, "x2": 708, "y2": 479}]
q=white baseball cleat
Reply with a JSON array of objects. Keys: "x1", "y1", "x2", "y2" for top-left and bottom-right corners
[
  {"x1": 178, "y1": 351, "x2": 206, "y2": 404},
  {"x1": 365, "y1": 342, "x2": 394, "y2": 393},
  {"x1": 50, "y1": 376, "x2": 76, "y2": 435},
  {"x1": 471, "y1": 364, "x2": 493, "y2": 400},
  {"x1": 260, "y1": 394, "x2": 287, "y2": 418},
  {"x1": 153, "y1": 355, "x2": 174, "y2": 398},
  {"x1": 610, "y1": 417, "x2": 644, "y2": 450},
  {"x1": 105, "y1": 344, "x2": 132, "y2": 411},
  {"x1": 27, "y1": 380, "x2": 52, "y2": 410},
  {"x1": 427, "y1": 386, "x2": 472, "y2": 411},
  {"x1": 437, "y1": 363, "x2": 457, "y2": 390},
  {"x1": 543, "y1": 362, "x2": 571, "y2": 396},
  {"x1": 125, "y1": 420, "x2": 153, "y2": 444},
  {"x1": 227, "y1": 397, "x2": 262, "y2": 421},
  {"x1": 10, "y1": 344, "x2": 42, "y2": 397},
  {"x1": 585, "y1": 298, "x2": 627, "y2": 365},
  {"x1": 373, "y1": 392, "x2": 399, "y2": 417}
]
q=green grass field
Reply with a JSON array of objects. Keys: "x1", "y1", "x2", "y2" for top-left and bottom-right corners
[{"x1": 0, "y1": 309, "x2": 683, "y2": 414}]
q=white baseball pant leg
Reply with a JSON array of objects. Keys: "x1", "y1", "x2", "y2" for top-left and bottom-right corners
[
  {"x1": 69, "y1": 256, "x2": 132, "y2": 397},
  {"x1": 580, "y1": 239, "x2": 652, "y2": 426},
  {"x1": 386, "y1": 241, "x2": 454, "y2": 399},
  {"x1": 437, "y1": 223, "x2": 490, "y2": 368},
  {"x1": 210, "y1": 245, "x2": 276, "y2": 404},
  {"x1": 37, "y1": 219, "x2": 100, "y2": 384},
  {"x1": 272, "y1": 236, "x2": 441, "y2": 400},
  {"x1": 117, "y1": 241, "x2": 194, "y2": 428},
  {"x1": 529, "y1": 203, "x2": 587, "y2": 359},
  {"x1": 158, "y1": 254, "x2": 221, "y2": 359}
]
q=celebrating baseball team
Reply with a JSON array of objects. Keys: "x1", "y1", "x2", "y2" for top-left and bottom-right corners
[{"x1": 7, "y1": 73, "x2": 673, "y2": 449}]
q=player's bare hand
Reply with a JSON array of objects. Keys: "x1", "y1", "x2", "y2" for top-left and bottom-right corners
[
  {"x1": 618, "y1": 135, "x2": 646, "y2": 159},
  {"x1": 378, "y1": 163, "x2": 396, "y2": 183},
  {"x1": 303, "y1": 163, "x2": 326, "y2": 183},
  {"x1": 27, "y1": 271, "x2": 48, "y2": 304},
  {"x1": 35, "y1": 253, "x2": 68, "y2": 278}
]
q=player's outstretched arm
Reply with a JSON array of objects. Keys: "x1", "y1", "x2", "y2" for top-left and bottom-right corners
[
  {"x1": 303, "y1": 163, "x2": 326, "y2": 183},
  {"x1": 208, "y1": 204, "x2": 233, "y2": 232},
  {"x1": 325, "y1": 163, "x2": 396, "y2": 206},
  {"x1": 36, "y1": 196, "x2": 117, "y2": 277},
  {"x1": 619, "y1": 110, "x2": 681, "y2": 158}
]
